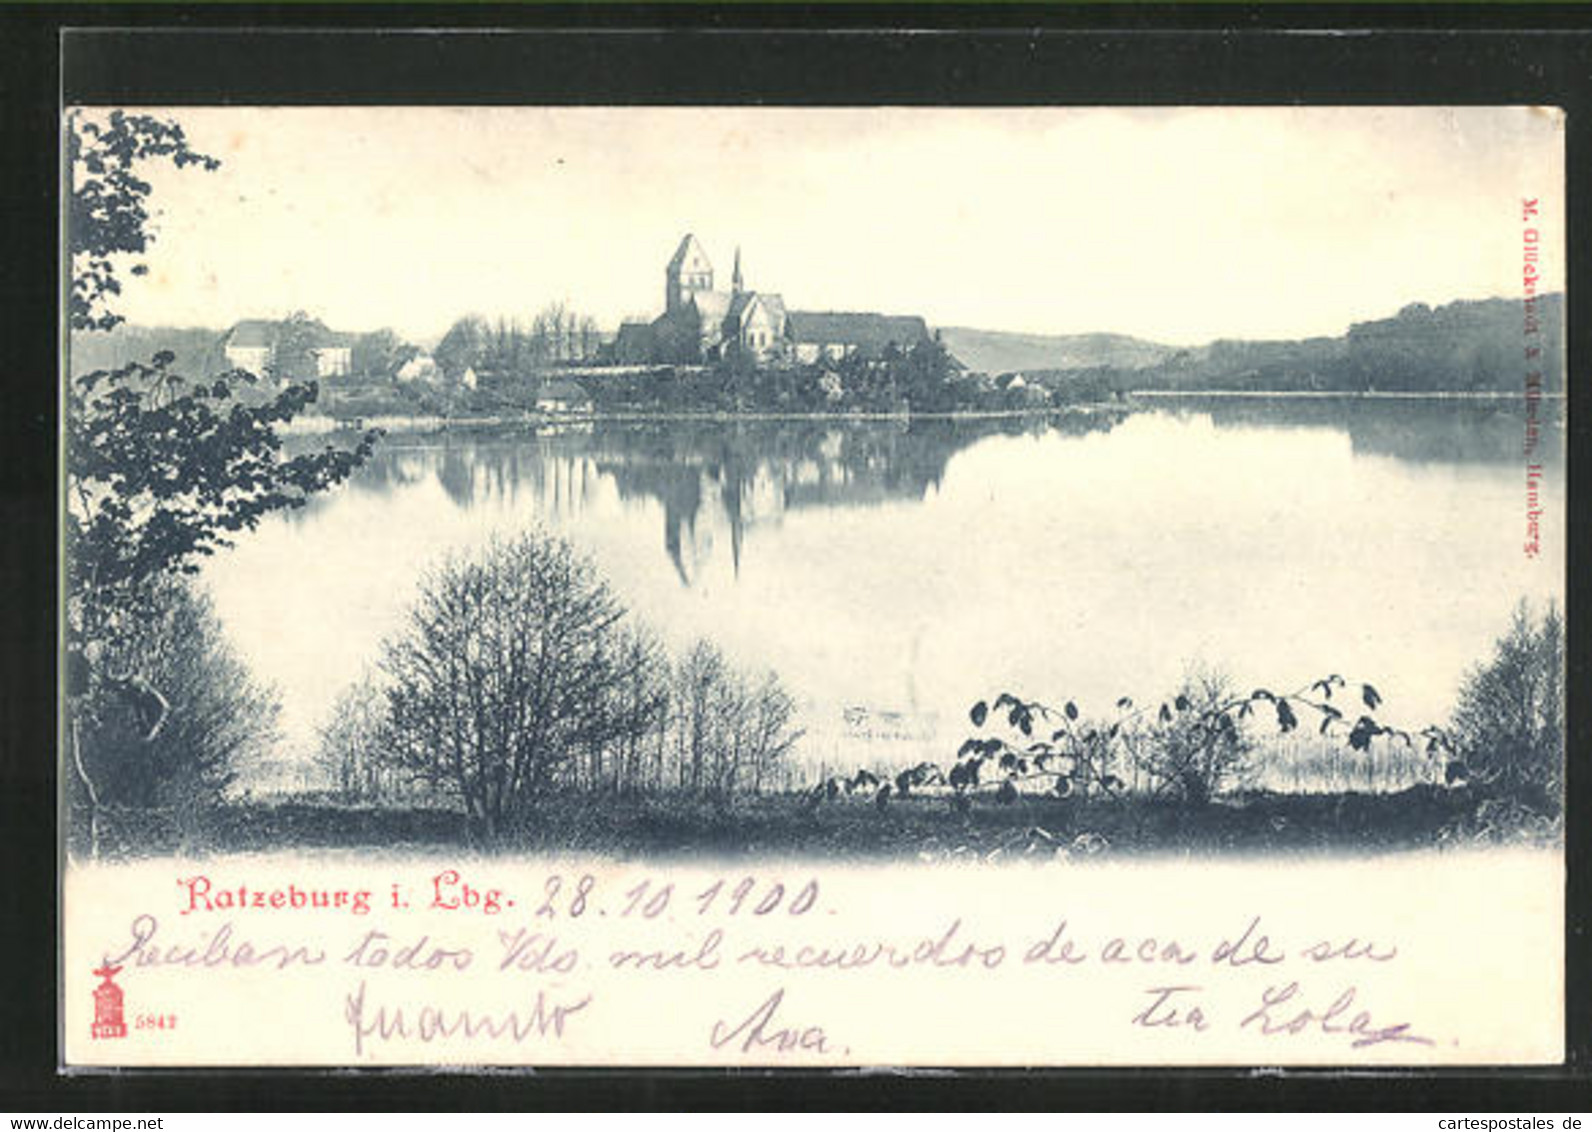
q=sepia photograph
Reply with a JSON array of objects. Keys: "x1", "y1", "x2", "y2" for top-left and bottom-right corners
[{"x1": 60, "y1": 99, "x2": 1566, "y2": 1068}]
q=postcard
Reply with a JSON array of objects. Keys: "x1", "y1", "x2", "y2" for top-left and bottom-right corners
[{"x1": 61, "y1": 103, "x2": 1565, "y2": 1068}]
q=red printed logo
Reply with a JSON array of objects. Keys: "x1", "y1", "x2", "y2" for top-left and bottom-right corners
[{"x1": 91, "y1": 963, "x2": 127, "y2": 1040}]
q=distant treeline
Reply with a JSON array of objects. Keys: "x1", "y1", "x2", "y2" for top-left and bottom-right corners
[
  {"x1": 1112, "y1": 295, "x2": 1564, "y2": 395},
  {"x1": 73, "y1": 294, "x2": 1560, "y2": 416},
  {"x1": 326, "y1": 337, "x2": 1057, "y2": 419},
  {"x1": 68, "y1": 324, "x2": 227, "y2": 378}
]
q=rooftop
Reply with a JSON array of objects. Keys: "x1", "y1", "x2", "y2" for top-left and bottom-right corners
[{"x1": 787, "y1": 311, "x2": 931, "y2": 351}]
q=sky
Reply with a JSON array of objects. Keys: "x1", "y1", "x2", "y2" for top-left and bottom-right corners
[{"x1": 77, "y1": 106, "x2": 1565, "y2": 347}]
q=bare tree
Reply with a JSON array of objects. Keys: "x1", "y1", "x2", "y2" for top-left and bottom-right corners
[
  {"x1": 707, "y1": 669, "x2": 750, "y2": 804},
  {"x1": 316, "y1": 673, "x2": 395, "y2": 802},
  {"x1": 744, "y1": 672, "x2": 803, "y2": 795},
  {"x1": 377, "y1": 531, "x2": 638, "y2": 838},
  {"x1": 672, "y1": 641, "x2": 726, "y2": 794},
  {"x1": 529, "y1": 303, "x2": 565, "y2": 366},
  {"x1": 578, "y1": 316, "x2": 602, "y2": 362},
  {"x1": 653, "y1": 642, "x2": 803, "y2": 805},
  {"x1": 600, "y1": 625, "x2": 669, "y2": 794}
]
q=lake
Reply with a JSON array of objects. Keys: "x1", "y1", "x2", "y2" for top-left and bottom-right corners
[{"x1": 203, "y1": 397, "x2": 1565, "y2": 789}]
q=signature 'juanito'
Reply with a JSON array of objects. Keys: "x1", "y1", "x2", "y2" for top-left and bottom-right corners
[{"x1": 343, "y1": 978, "x2": 593, "y2": 1057}]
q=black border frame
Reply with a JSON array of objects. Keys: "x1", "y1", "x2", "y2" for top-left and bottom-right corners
[{"x1": 2, "y1": 7, "x2": 1588, "y2": 1111}]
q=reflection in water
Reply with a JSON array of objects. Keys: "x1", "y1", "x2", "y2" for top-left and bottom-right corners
[
  {"x1": 587, "y1": 418, "x2": 1093, "y2": 585},
  {"x1": 298, "y1": 414, "x2": 1124, "y2": 586},
  {"x1": 239, "y1": 402, "x2": 1561, "y2": 779},
  {"x1": 1157, "y1": 395, "x2": 1564, "y2": 468}
]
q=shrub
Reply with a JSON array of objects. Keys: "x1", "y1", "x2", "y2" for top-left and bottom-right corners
[
  {"x1": 1450, "y1": 600, "x2": 1564, "y2": 813},
  {"x1": 71, "y1": 576, "x2": 278, "y2": 818},
  {"x1": 1129, "y1": 666, "x2": 1254, "y2": 804}
]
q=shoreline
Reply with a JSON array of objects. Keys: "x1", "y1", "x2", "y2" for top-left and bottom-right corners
[
  {"x1": 281, "y1": 389, "x2": 1562, "y2": 436},
  {"x1": 278, "y1": 388, "x2": 1556, "y2": 436},
  {"x1": 279, "y1": 403, "x2": 1135, "y2": 435},
  {"x1": 1131, "y1": 389, "x2": 1565, "y2": 400}
]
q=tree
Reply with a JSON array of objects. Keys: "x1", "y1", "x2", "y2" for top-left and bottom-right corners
[
  {"x1": 66, "y1": 110, "x2": 380, "y2": 848},
  {"x1": 578, "y1": 315, "x2": 603, "y2": 362},
  {"x1": 67, "y1": 350, "x2": 378, "y2": 636},
  {"x1": 526, "y1": 302, "x2": 606, "y2": 366},
  {"x1": 529, "y1": 303, "x2": 568, "y2": 366},
  {"x1": 316, "y1": 673, "x2": 398, "y2": 803},
  {"x1": 487, "y1": 317, "x2": 524, "y2": 376},
  {"x1": 67, "y1": 114, "x2": 377, "y2": 619},
  {"x1": 376, "y1": 531, "x2": 649, "y2": 838},
  {"x1": 672, "y1": 640, "x2": 726, "y2": 794},
  {"x1": 68, "y1": 110, "x2": 220, "y2": 332},
  {"x1": 1450, "y1": 600, "x2": 1564, "y2": 811},
  {"x1": 652, "y1": 640, "x2": 802, "y2": 804},
  {"x1": 73, "y1": 577, "x2": 278, "y2": 824},
  {"x1": 270, "y1": 310, "x2": 324, "y2": 383},
  {"x1": 435, "y1": 314, "x2": 489, "y2": 380},
  {"x1": 899, "y1": 333, "x2": 957, "y2": 412},
  {"x1": 742, "y1": 672, "x2": 802, "y2": 795},
  {"x1": 352, "y1": 328, "x2": 406, "y2": 379},
  {"x1": 589, "y1": 626, "x2": 669, "y2": 794}
]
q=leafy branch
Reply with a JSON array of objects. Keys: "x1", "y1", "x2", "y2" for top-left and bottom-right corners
[
  {"x1": 67, "y1": 352, "x2": 381, "y2": 610},
  {"x1": 804, "y1": 672, "x2": 1463, "y2": 815},
  {"x1": 68, "y1": 110, "x2": 220, "y2": 333}
]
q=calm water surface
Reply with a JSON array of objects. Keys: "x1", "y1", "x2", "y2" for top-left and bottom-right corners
[{"x1": 204, "y1": 398, "x2": 1564, "y2": 783}]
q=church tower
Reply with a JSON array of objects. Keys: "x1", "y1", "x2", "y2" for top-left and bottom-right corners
[{"x1": 665, "y1": 233, "x2": 714, "y2": 313}]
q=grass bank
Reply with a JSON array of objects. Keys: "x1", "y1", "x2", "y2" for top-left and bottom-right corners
[{"x1": 70, "y1": 783, "x2": 1556, "y2": 862}]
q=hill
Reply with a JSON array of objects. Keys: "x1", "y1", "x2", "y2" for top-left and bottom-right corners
[
  {"x1": 1132, "y1": 295, "x2": 1563, "y2": 394},
  {"x1": 936, "y1": 326, "x2": 1176, "y2": 376}
]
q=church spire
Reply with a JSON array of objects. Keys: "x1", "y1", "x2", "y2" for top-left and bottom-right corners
[{"x1": 732, "y1": 246, "x2": 744, "y2": 295}]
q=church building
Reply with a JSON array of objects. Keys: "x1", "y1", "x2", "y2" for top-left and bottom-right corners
[
  {"x1": 655, "y1": 234, "x2": 789, "y2": 364},
  {"x1": 614, "y1": 234, "x2": 931, "y2": 367}
]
